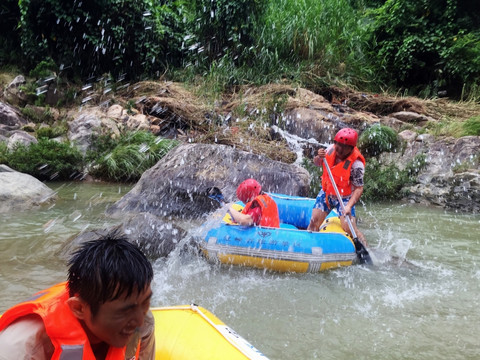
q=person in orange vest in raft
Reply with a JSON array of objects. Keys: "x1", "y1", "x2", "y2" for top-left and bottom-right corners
[
  {"x1": 307, "y1": 128, "x2": 367, "y2": 246},
  {"x1": 228, "y1": 178, "x2": 280, "y2": 227},
  {"x1": 0, "y1": 237, "x2": 155, "y2": 360}
]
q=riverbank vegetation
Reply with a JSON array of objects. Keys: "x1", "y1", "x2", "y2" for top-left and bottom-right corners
[{"x1": 0, "y1": 130, "x2": 178, "y2": 182}]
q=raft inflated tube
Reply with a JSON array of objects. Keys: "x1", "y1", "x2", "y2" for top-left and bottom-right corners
[
  {"x1": 153, "y1": 305, "x2": 269, "y2": 360},
  {"x1": 1, "y1": 305, "x2": 268, "y2": 359},
  {"x1": 223, "y1": 203, "x2": 245, "y2": 224}
]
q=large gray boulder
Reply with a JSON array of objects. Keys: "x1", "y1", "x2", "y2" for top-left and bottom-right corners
[
  {"x1": 67, "y1": 108, "x2": 123, "y2": 154},
  {"x1": 7, "y1": 130, "x2": 38, "y2": 150},
  {"x1": 0, "y1": 101, "x2": 27, "y2": 137},
  {"x1": 0, "y1": 166, "x2": 57, "y2": 212},
  {"x1": 379, "y1": 132, "x2": 480, "y2": 211},
  {"x1": 107, "y1": 143, "x2": 310, "y2": 220},
  {"x1": 3, "y1": 75, "x2": 28, "y2": 106}
]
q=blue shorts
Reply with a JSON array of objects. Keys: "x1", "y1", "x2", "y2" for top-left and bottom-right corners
[{"x1": 313, "y1": 190, "x2": 356, "y2": 217}]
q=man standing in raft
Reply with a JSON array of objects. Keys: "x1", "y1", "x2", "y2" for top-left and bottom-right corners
[
  {"x1": 228, "y1": 178, "x2": 280, "y2": 227},
  {"x1": 0, "y1": 237, "x2": 155, "y2": 360},
  {"x1": 308, "y1": 128, "x2": 367, "y2": 246}
]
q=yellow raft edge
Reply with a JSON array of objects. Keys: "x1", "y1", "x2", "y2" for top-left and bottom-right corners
[{"x1": 152, "y1": 304, "x2": 269, "y2": 360}]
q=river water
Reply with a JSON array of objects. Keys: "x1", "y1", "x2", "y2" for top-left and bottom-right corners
[{"x1": 1, "y1": 182, "x2": 479, "y2": 359}]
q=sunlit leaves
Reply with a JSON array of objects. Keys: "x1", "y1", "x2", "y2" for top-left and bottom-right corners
[
  {"x1": 358, "y1": 124, "x2": 399, "y2": 157},
  {"x1": 86, "y1": 130, "x2": 178, "y2": 182}
]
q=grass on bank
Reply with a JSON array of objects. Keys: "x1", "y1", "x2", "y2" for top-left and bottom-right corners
[{"x1": 86, "y1": 131, "x2": 178, "y2": 182}]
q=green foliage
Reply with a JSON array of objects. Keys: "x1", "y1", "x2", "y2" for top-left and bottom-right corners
[
  {"x1": 441, "y1": 32, "x2": 480, "y2": 95},
  {"x1": 17, "y1": 0, "x2": 186, "y2": 80},
  {"x1": 0, "y1": 142, "x2": 8, "y2": 164},
  {"x1": 177, "y1": 0, "x2": 377, "y2": 90},
  {"x1": 363, "y1": 154, "x2": 426, "y2": 201},
  {"x1": 4, "y1": 138, "x2": 84, "y2": 180},
  {"x1": 424, "y1": 118, "x2": 463, "y2": 138},
  {"x1": 2, "y1": 0, "x2": 479, "y2": 102},
  {"x1": 29, "y1": 58, "x2": 57, "y2": 79},
  {"x1": 86, "y1": 131, "x2": 178, "y2": 182},
  {"x1": 185, "y1": 0, "x2": 265, "y2": 65},
  {"x1": 0, "y1": 0, "x2": 21, "y2": 65},
  {"x1": 367, "y1": 0, "x2": 480, "y2": 98},
  {"x1": 21, "y1": 124, "x2": 36, "y2": 133},
  {"x1": 36, "y1": 125, "x2": 67, "y2": 139},
  {"x1": 255, "y1": 0, "x2": 375, "y2": 86},
  {"x1": 462, "y1": 116, "x2": 480, "y2": 136},
  {"x1": 20, "y1": 106, "x2": 55, "y2": 124},
  {"x1": 358, "y1": 124, "x2": 399, "y2": 157}
]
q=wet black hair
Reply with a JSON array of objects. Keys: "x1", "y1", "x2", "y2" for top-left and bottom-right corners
[{"x1": 67, "y1": 236, "x2": 153, "y2": 316}]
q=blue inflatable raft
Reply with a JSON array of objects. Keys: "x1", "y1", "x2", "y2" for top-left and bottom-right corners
[{"x1": 201, "y1": 193, "x2": 357, "y2": 273}]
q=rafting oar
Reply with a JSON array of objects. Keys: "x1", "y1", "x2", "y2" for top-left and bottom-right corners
[{"x1": 322, "y1": 158, "x2": 373, "y2": 265}]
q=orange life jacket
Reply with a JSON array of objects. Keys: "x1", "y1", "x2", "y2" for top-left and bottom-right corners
[
  {"x1": 242, "y1": 193, "x2": 280, "y2": 227},
  {"x1": 321, "y1": 146, "x2": 365, "y2": 197},
  {"x1": 0, "y1": 282, "x2": 129, "y2": 360}
]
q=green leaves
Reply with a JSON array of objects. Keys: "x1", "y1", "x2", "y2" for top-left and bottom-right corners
[
  {"x1": 2, "y1": 131, "x2": 178, "y2": 182},
  {"x1": 86, "y1": 131, "x2": 178, "y2": 182},
  {"x1": 462, "y1": 116, "x2": 480, "y2": 136},
  {"x1": 363, "y1": 154, "x2": 426, "y2": 201},
  {"x1": 367, "y1": 0, "x2": 480, "y2": 97},
  {"x1": 4, "y1": 138, "x2": 84, "y2": 181},
  {"x1": 358, "y1": 124, "x2": 399, "y2": 157},
  {"x1": 16, "y1": 0, "x2": 185, "y2": 80}
]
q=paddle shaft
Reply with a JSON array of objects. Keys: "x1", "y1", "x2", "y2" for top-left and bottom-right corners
[
  {"x1": 322, "y1": 159, "x2": 357, "y2": 238},
  {"x1": 322, "y1": 157, "x2": 372, "y2": 265}
]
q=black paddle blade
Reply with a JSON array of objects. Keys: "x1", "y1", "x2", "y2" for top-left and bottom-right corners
[
  {"x1": 206, "y1": 186, "x2": 225, "y2": 204},
  {"x1": 353, "y1": 238, "x2": 373, "y2": 265}
]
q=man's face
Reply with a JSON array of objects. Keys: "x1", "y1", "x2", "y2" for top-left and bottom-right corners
[
  {"x1": 334, "y1": 141, "x2": 354, "y2": 161},
  {"x1": 82, "y1": 285, "x2": 152, "y2": 348}
]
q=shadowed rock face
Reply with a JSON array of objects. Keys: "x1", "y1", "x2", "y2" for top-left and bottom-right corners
[
  {"x1": 58, "y1": 212, "x2": 189, "y2": 260},
  {"x1": 106, "y1": 143, "x2": 310, "y2": 220}
]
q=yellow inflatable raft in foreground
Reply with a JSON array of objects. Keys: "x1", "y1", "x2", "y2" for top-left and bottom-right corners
[
  {"x1": 153, "y1": 305, "x2": 268, "y2": 359},
  {"x1": 0, "y1": 305, "x2": 268, "y2": 359}
]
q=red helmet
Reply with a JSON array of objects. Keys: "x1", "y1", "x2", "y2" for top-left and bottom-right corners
[
  {"x1": 236, "y1": 178, "x2": 261, "y2": 203},
  {"x1": 334, "y1": 128, "x2": 358, "y2": 147}
]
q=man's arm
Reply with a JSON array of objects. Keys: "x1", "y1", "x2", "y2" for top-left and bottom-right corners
[
  {"x1": 228, "y1": 206, "x2": 254, "y2": 226},
  {"x1": 0, "y1": 315, "x2": 53, "y2": 360},
  {"x1": 344, "y1": 185, "x2": 363, "y2": 216},
  {"x1": 345, "y1": 161, "x2": 364, "y2": 216}
]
